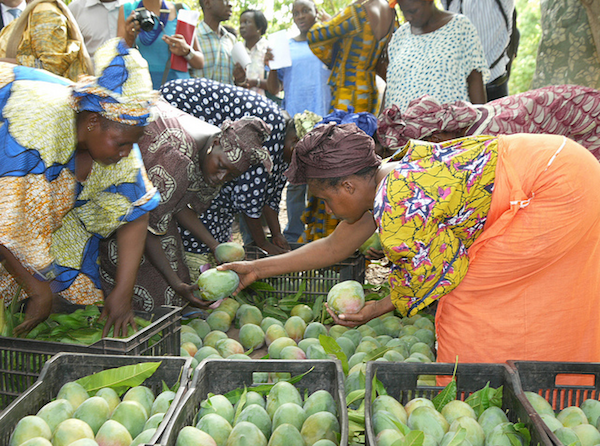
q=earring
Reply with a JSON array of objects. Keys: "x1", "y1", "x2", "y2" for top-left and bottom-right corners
[{"x1": 87, "y1": 124, "x2": 93, "y2": 132}]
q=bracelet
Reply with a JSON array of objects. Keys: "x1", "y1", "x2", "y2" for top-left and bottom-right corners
[{"x1": 184, "y1": 49, "x2": 195, "y2": 61}]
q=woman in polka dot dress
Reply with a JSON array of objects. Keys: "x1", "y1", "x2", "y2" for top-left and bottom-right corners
[{"x1": 160, "y1": 78, "x2": 293, "y2": 279}]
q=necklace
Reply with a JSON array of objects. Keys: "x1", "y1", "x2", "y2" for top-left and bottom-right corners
[{"x1": 135, "y1": 0, "x2": 170, "y2": 46}]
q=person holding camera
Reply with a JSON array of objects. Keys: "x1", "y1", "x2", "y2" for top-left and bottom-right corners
[{"x1": 117, "y1": 0, "x2": 204, "y2": 89}]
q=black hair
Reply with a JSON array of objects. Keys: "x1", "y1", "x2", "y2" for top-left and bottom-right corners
[
  {"x1": 222, "y1": 24, "x2": 238, "y2": 37},
  {"x1": 241, "y1": 9, "x2": 268, "y2": 35},
  {"x1": 310, "y1": 165, "x2": 379, "y2": 188}
]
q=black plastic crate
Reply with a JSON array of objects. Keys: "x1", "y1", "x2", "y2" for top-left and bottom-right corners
[
  {"x1": 244, "y1": 242, "x2": 366, "y2": 303},
  {"x1": 0, "y1": 352, "x2": 192, "y2": 445},
  {"x1": 0, "y1": 305, "x2": 182, "y2": 409},
  {"x1": 365, "y1": 362, "x2": 552, "y2": 446},
  {"x1": 508, "y1": 361, "x2": 600, "y2": 446},
  {"x1": 156, "y1": 358, "x2": 349, "y2": 445}
]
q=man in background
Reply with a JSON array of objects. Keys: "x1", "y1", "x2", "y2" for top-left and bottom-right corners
[{"x1": 69, "y1": 0, "x2": 125, "y2": 58}]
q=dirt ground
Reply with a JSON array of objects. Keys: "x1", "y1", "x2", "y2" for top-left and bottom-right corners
[{"x1": 232, "y1": 185, "x2": 391, "y2": 286}]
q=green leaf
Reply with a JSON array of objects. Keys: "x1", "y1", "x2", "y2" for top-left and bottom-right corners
[
  {"x1": 346, "y1": 389, "x2": 365, "y2": 407},
  {"x1": 514, "y1": 423, "x2": 531, "y2": 446},
  {"x1": 363, "y1": 346, "x2": 390, "y2": 362},
  {"x1": 465, "y1": 383, "x2": 503, "y2": 418},
  {"x1": 249, "y1": 281, "x2": 276, "y2": 292},
  {"x1": 233, "y1": 388, "x2": 248, "y2": 423},
  {"x1": 162, "y1": 380, "x2": 170, "y2": 393},
  {"x1": 222, "y1": 367, "x2": 314, "y2": 401},
  {"x1": 433, "y1": 357, "x2": 458, "y2": 412},
  {"x1": 347, "y1": 408, "x2": 365, "y2": 425},
  {"x1": 76, "y1": 361, "x2": 161, "y2": 396},
  {"x1": 319, "y1": 335, "x2": 349, "y2": 375},
  {"x1": 403, "y1": 429, "x2": 425, "y2": 446},
  {"x1": 444, "y1": 427, "x2": 467, "y2": 446}
]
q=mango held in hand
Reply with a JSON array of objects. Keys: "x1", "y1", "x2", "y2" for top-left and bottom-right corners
[
  {"x1": 214, "y1": 242, "x2": 245, "y2": 263},
  {"x1": 359, "y1": 232, "x2": 382, "y2": 255},
  {"x1": 327, "y1": 280, "x2": 365, "y2": 315},
  {"x1": 195, "y1": 268, "x2": 240, "y2": 301}
]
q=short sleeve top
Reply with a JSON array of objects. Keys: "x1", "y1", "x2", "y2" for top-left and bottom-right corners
[{"x1": 385, "y1": 14, "x2": 490, "y2": 112}]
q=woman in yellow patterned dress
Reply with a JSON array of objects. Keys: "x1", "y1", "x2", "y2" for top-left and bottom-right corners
[
  {"x1": 0, "y1": 38, "x2": 159, "y2": 336},
  {"x1": 0, "y1": 0, "x2": 93, "y2": 81},
  {"x1": 222, "y1": 124, "x2": 600, "y2": 364}
]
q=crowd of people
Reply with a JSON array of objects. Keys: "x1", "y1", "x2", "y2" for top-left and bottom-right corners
[{"x1": 0, "y1": 0, "x2": 599, "y2": 365}]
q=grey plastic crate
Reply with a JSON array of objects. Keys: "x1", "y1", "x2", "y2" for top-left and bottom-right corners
[
  {"x1": 0, "y1": 305, "x2": 182, "y2": 409},
  {"x1": 0, "y1": 352, "x2": 192, "y2": 445},
  {"x1": 365, "y1": 361, "x2": 552, "y2": 446},
  {"x1": 508, "y1": 361, "x2": 600, "y2": 446},
  {"x1": 156, "y1": 358, "x2": 349, "y2": 445},
  {"x1": 244, "y1": 242, "x2": 366, "y2": 303}
]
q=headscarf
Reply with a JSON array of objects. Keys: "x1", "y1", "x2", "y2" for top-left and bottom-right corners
[
  {"x1": 319, "y1": 107, "x2": 378, "y2": 137},
  {"x1": 294, "y1": 110, "x2": 323, "y2": 139},
  {"x1": 377, "y1": 95, "x2": 479, "y2": 149},
  {"x1": 285, "y1": 122, "x2": 381, "y2": 184},
  {"x1": 218, "y1": 116, "x2": 273, "y2": 174},
  {"x1": 70, "y1": 38, "x2": 156, "y2": 126}
]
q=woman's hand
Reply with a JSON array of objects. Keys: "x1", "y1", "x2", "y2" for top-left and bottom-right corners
[
  {"x1": 326, "y1": 295, "x2": 395, "y2": 327},
  {"x1": 317, "y1": 9, "x2": 332, "y2": 22},
  {"x1": 233, "y1": 62, "x2": 247, "y2": 86},
  {"x1": 364, "y1": 247, "x2": 385, "y2": 261},
  {"x1": 258, "y1": 240, "x2": 289, "y2": 255},
  {"x1": 271, "y1": 234, "x2": 291, "y2": 252},
  {"x1": 163, "y1": 34, "x2": 191, "y2": 57},
  {"x1": 13, "y1": 280, "x2": 53, "y2": 336},
  {"x1": 100, "y1": 289, "x2": 136, "y2": 338},
  {"x1": 121, "y1": 10, "x2": 140, "y2": 48},
  {"x1": 217, "y1": 261, "x2": 259, "y2": 294},
  {"x1": 264, "y1": 48, "x2": 274, "y2": 66},
  {"x1": 173, "y1": 281, "x2": 212, "y2": 308}
]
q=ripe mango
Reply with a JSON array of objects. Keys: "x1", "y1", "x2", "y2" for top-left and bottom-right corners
[{"x1": 195, "y1": 269, "x2": 240, "y2": 301}]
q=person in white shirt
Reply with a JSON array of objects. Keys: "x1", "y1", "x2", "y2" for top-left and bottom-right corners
[
  {"x1": 68, "y1": 0, "x2": 125, "y2": 57},
  {"x1": 442, "y1": 0, "x2": 517, "y2": 101},
  {"x1": 0, "y1": 0, "x2": 25, "y2": 30}
]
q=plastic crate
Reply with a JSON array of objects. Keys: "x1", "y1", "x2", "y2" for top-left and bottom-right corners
[
  {"x1": 0, "y1": 352, "x2": 192, "y2": 445},
  {"x1": 364, "y1": 361, "x2": 552, "y2": 446},
  {"x1": 0, "y1": 305, "x2": 182, "y2": 409},
  {"x1": 244, "y1": 242, "x2": 366, "y2": 303},
  {"x1": 155, "y1": 358, "x2": 349, "y2": 446},
  {"x1": 508, "y1": 361, "x2": 600, "y2": 446}
]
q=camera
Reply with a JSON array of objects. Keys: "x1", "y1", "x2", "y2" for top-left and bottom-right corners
[{"x1": 133, "y1": 9, "x2": 158, "y2": 33}]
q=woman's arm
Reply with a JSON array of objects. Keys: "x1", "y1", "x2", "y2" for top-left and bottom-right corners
[
  {"x1": 265, "y1": 48, "x2": 282, "y2": 96},
  {"x1": 163, "y1": 34, "x2": 205, "y2": 70},
  {"x1": 242, "y1": 213, "x2": 287, "y2": 255},
  {"x1": 101, "y1": 213, "x2": 148, "y2": 337},
  {"x1": 327, "y1": 295, "x2": 395, "y2": 327},
  {"x1": 219, "y1": 211, "x2": 376, "y2": 290},
  {"x1": 0, "y1": 245, "x2": 53, "y2": 335},
  {"x1": 467, "y1": 70, "x2": 486, "y2": 104},
  {"x1": 175, "y1": 207, "x2": 219, "y2": 254},
  {"x1": 262, "y1": 205, "x2": 290, "y2": 252}
]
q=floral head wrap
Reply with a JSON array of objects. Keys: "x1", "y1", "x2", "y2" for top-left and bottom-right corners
[
  {"x1": 377, "y1": 95, "x2": 479, "y2": 149},
  {"x1": 218, "y1": 116, "x2": 273, "y2": 174},
  {"x1": 71, "y1": 38, "x2": 156, "y2": 126},
  {"x1": 285, "y1": 123, "x2": 381, "y2": 184}
]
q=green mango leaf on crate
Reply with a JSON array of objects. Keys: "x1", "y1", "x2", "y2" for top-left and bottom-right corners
[
  {"x1": 433, "y1": 358, "x2": 459, "y2": 412},
  {"x1": 514, "y1": 422, "x2": 531, "y2": 446},
  {"x1": 76, "y1": 361, "x2": 161, "y2": 396},
  {"x1": 402, "y1": 429, "x2": 425, "y2": 446},
  {"x1": 364, "y1": 346, "x2": 390, "y2": 362},
  {"x1": 319, "y1": 334, "x2": 349, "y2": 375},
  {"x1": 347, "y1": 389, "x2": 365, "y2": 407},
  {"x1": 372, "y1": 374, "x2": 388, "y2": 399},
  {"x1": 465, "y1": 382, "x2": 503, "y2": 417},
  {"x1": 233, "y1": 388, "x2": 248, "y2": 423}
]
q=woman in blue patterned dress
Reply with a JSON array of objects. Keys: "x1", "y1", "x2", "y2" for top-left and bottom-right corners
[{"x1": 0, "y1": 39, "x2": 159, "y2": 336}]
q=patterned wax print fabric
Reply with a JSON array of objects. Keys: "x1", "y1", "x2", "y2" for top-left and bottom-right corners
[
  {"x1": 0, "y1": 63, "x2": 160, "y2": 305},
  {"x1": 246, "y1": 37, "x2": 269, "y2": 96},
  {"x1": 385, "y1": 14, "x2": 489, "y2": 112},
  {"x1": 377, "y1": 85, "x2": 600, "y2": 159},
  {"x1": 160, "y1": 78, "x2": 288, "y2": 255},
  {"x1": 278, "y1": 39, "x2": 331, "y2": 117},
  {"x1": 0, "y1": 0, "x2": 93, "y2": 81},
  {"x1": 373, "y1": 136, "x2": 498, "y2": 316},
  {"x1": 436, "y1": 134, "x2": 600, "y2": 365},
  {"x1": 122, "y1": 2, "x2": 190, "y2": 89},
  {"x1": 308, "y1": 2, "x2": 396, "y2": 114},
  {"x1": 192, "y1": 21, "x2": 236, "y2": 84},
  {"x1": 99, "y1": 99, "x2": 222, "y2": 310},
  {"x1": 532, "y1": 0, "x2": 600, "y2": 89}
]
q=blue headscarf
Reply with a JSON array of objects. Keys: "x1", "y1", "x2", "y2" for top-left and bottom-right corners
[
  {"x1": 71, "y1": 39, "x2": 156, "y2": 126},
  {"x1": 317, "y1": 106, "x2": 378, "y2": 137}
]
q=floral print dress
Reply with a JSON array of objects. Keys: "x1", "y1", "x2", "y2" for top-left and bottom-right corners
[{"x1": 373, "y1": 136, "x2": 498, "y2": 316}]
